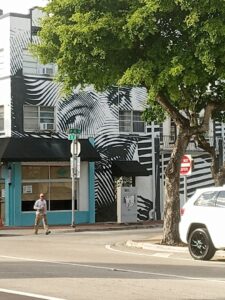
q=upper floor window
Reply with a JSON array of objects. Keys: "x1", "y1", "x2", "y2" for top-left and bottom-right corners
[
  {"x1": 0, "y1": 105, "x2": 4, "y2": 131},
  {"x1": 24, "y1": 105, "x2": 55, "y2": 132},
  {"x1": 119, "y1": 110, "x2": 145, "y2": 133},
  {"x1": 22, "y1": 49, "x2": 56, "y2": 76},
  {"x1": 31, "y1": 26, "x2": 41, "y2": 36}
]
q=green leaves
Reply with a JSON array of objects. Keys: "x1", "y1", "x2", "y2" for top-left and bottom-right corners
[{"x1": 32, "y1": 0, "x2": 225, "y2": 124}]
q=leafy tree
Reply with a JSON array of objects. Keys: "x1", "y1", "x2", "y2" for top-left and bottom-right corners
[{"x1": 32, "y1": 0, "x2": 225, "y2": 245}]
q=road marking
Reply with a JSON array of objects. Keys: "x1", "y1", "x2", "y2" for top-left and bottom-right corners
[
  {"x1": 0, "y1": 253, "x2": 225, "y2": 285},
  {"x1": 0, "y1": 288, "x2": 66, "y2": 300}
]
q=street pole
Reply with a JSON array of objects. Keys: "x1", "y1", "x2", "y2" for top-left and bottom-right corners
[
  {"x1": 68, "y1": 128, "x2": 81, "y2": 228},
  {"x1": 71, "y1": 139, "x2": 76, "y2": 227},
  {"x1": 184, "y1": 175, "x2": 187, "y2": 202},
  {"x1": 151, "y1": 122, "x2": 156, "y2": 215}
]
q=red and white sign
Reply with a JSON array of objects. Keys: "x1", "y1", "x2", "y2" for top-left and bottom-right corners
[{"x1": 180, "y1": 154, "x2": 192, "y2": 176}]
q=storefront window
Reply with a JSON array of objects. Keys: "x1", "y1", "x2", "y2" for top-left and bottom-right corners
[
  {"x1": 22, "y1": 166, "x2": 49, "y2": 180},
  {"x1": 21, "y1": 164, "x2": 73, "y2": 211},
  {"x1": 49, "y1": 182, "x2": 73, "y2": 210},
  {"x1": 50, "y1": 166, "x2": 70, "y2": 179}
]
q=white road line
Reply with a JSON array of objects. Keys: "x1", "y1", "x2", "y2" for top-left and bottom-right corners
[
  {"x1": 0, "y1": 253, "x2": 225, "y2": 285},
  {"x1": 0, "y1": 288, "x2": 66, "y2": 300}
]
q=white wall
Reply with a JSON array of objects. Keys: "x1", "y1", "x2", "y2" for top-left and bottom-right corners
[
  {"x1": 10, "y1": 14, "x2": 31, "y2": 76},
  {"x1": 0, "y1": 79, "x2": 11, "y2": 135},
  {"x1": 0, "y1": 16, "x2": 10, "y2": 77},
  {"x1": 0, "y1": 13, "x2": 31, "y2": 137}
]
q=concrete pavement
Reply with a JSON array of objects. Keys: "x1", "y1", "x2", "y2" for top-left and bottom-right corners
[
  {"x1": 2, "y1": 221, "x2": 225, "y2": 265},
  {"x1": 0, "y1": 220, "x2": 190, "y2": 253},
  {"x1": 0, "y1": 220, "x2": 162, "y2": 235}
]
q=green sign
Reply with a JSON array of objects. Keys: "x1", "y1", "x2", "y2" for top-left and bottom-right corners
[
  {"x1": 68, "y1": 133, "x2": 76, "y2": 141},
  {"x1": 68, "y1": 128, "x2": 81, "y2": 134}
]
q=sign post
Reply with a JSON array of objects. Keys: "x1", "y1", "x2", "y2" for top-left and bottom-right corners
[
  {"x1": 68, "y1": 128, "x2": 81, "y2": 227},
  {"x1": 180, "y1": 155, "x2": 192, "y2": 202}
]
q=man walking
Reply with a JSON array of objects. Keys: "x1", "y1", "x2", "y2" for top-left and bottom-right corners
[{"x1": 33, "y1": 193, "x2": 51, "y2": 235}]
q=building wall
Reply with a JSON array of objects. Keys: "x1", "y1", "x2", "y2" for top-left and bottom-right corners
[
  {"x1": 0, "y1": 8, "x2": 222, "y2": 225},
  {"x1": 0, "y1": 14, "x2": 11, "y2": 77}
]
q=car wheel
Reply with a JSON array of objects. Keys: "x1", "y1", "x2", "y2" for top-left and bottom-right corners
[{"x1": 188, "y1": 228, "x2": 216, "y2": 260}]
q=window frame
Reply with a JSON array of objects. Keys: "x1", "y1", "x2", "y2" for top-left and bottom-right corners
[
  {"x1": 23, "y1": 105, "x2": 56, "y2": 132},
  {"x1": 22, "y1": 48, "x2": 56, "y2": 76},
  {"x1": 119, "y1": 110, "x2": 145, "y2": 133}
]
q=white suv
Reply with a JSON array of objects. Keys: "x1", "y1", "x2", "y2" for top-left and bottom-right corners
[{"x1": 179, "y1": 186, "x2": 225, "y2": 260}]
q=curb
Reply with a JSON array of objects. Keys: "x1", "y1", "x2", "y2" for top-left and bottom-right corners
[
  {"x1": 126, "y1": 240, "x2": 225, "y2": 258},
  {"x1": 73, "y1": 224, "x2": 162, "y2": 232},
  {"x1": 0, "y1": 222, "x2": 163, "y2": 236},
  {"x1": 126, "y1": 240, "x2": 188, "y2": 253}
]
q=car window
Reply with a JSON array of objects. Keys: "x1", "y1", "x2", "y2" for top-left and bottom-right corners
[
  {"x1": 215, "y1": 191, "x2": 225, "y2": 208},
  {"x1": 194, "y1": 191, "x2": 217, "y2": 207}
]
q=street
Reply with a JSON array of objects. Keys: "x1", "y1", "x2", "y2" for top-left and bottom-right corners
[{"x1": 0, "y1": 228, "x2": 225, "y2": 299}]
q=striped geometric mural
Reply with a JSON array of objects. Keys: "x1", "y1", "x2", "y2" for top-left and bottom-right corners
[{"x1": 8, "y1": 9, "x2": 220, "y2": 222}]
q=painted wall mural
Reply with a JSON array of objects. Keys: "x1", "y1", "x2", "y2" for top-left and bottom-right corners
[
  {"x1": 11, "y1": 70, "x2": 155, "y2": 221},
  {"x1": 8, "y1": 9, "x2": 220, "y2": 222}
]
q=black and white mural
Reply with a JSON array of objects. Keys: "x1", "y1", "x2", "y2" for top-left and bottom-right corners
[
  {"x1": 8, "y1": 8, "x2": 219, "y2": 222},
  {"x1": 12, "y1": 70, "x2": 155, "y2": 221}
]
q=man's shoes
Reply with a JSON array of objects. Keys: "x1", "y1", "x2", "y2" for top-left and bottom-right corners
[{"x1": 45, "y1": 230, "x2": 51, "y2": 235}]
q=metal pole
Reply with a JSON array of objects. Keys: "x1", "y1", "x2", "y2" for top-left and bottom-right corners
[
  {"x1": 151, "y1": 122, "x2": 156, "y2": 212},
  {"x1": 184, "y1": 175, "x2": 187, "y2": 202},
  {"x1": 71, "y1": 139, "x2": 76, "y2": 227}
]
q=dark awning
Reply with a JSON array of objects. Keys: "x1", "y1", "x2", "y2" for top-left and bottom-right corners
[
  {"x1": 111, "y1": 160, "x2": 150, "y2": 177},
  {"x1": 0, "y1": 137, "x2": 101, "y2": 162}
]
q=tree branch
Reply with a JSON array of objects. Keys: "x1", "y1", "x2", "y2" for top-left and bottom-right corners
[{"x1": 156, "y1": 91, "x2": 189, "y2": 127}]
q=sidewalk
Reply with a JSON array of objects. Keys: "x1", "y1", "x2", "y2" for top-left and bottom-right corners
[
  {"x1": 0, "y1": 220, "x2": 189, "y2": 253},
  {"x1": 0, "y1": 220, "x2": 163, "y2": 235}
]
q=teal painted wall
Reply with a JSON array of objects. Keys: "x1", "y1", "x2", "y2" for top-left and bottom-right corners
[
  {"x1": 89, "y1": 161, "x2": 95, "y2": 223},
  {"x1": 3, "y1": 161, "x2": 95, "y2": 227},
  {"x1": 88, "y1": 137, "x2": 95, "y2": 224}
]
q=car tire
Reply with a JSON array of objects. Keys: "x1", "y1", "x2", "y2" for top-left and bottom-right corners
[{"x1": 188, "y1": 228, "x2": 216, "y2": 260}]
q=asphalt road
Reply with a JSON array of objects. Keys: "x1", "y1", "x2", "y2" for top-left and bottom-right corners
[{"x1": 0, "y1": 228, "x2": 225, "y2": 299}]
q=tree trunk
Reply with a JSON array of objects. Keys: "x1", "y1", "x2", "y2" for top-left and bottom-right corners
[
  {"x1": 215, "y1": 166, "x2": 225, "y2": 186},
  {"x1": 161, "y1": 129, "x2": 191, "y2": 245},
  {"x1": 195, "y1": 135, "x2": 223, "y2": 186}
]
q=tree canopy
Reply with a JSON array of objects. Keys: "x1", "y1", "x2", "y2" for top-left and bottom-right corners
[
  {"x1": 34, "y1": 0, "x2": 225, "y2": 120},
  {"x1": 33, "y1": 0, "x2": 225, "y2": 244}
]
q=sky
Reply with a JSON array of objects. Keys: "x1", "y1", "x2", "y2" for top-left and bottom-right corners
[{"x1": 1, "y1": 0, "x2": 48, "y2": 14}]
